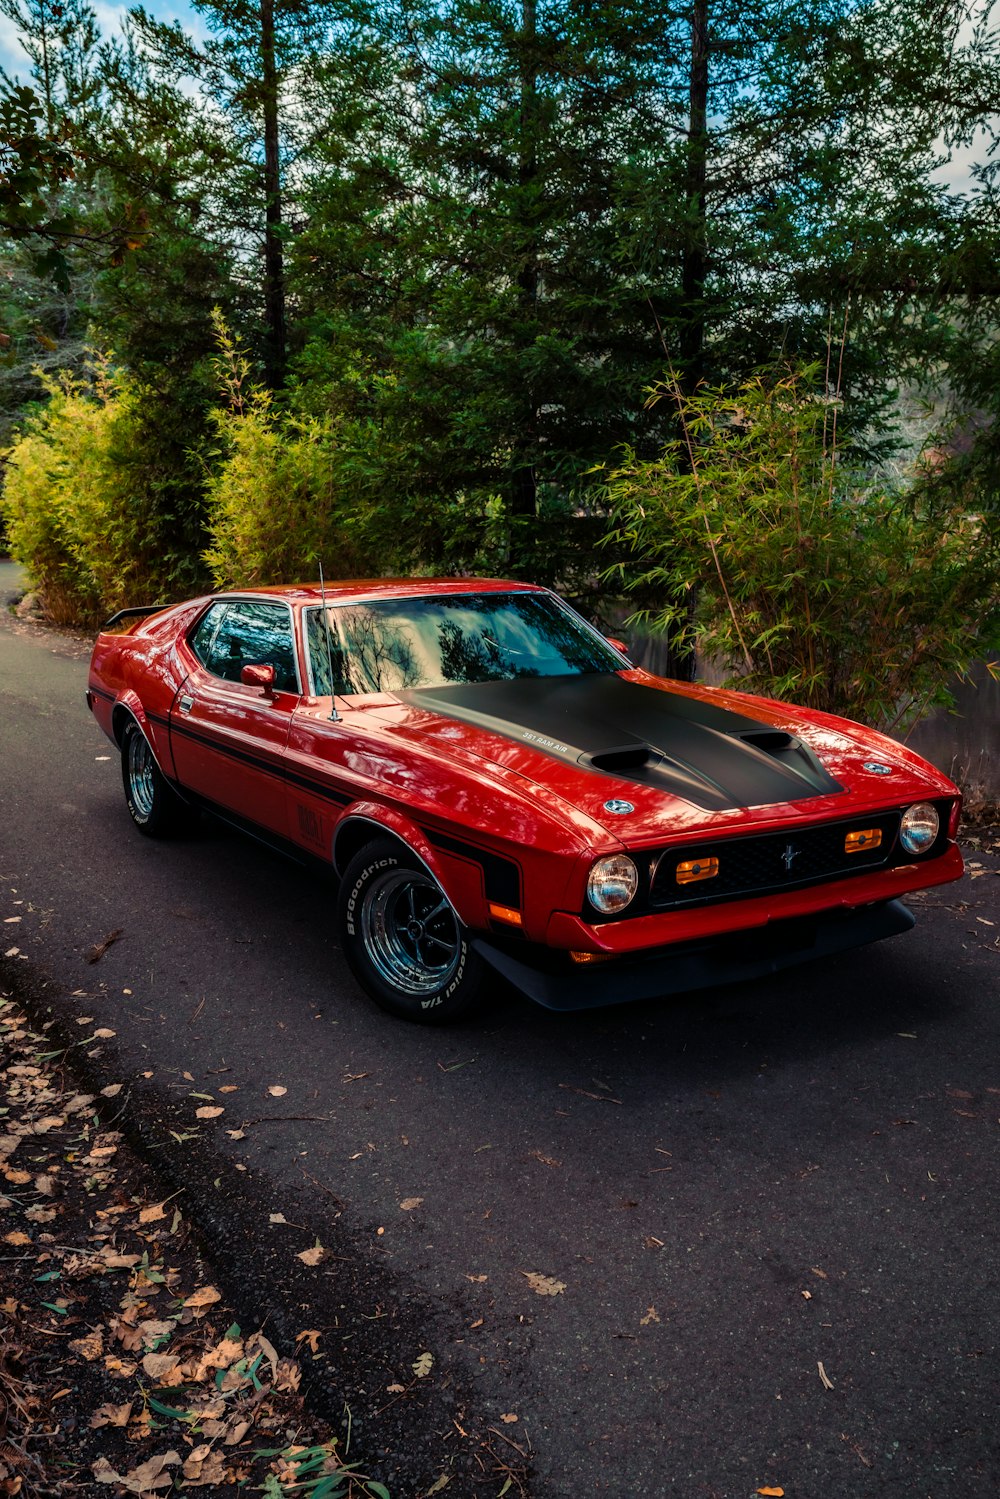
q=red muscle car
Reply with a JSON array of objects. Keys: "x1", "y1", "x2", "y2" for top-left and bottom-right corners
[{"x1": 86, "y1": 579, "x2": 963, "y2": 1022}]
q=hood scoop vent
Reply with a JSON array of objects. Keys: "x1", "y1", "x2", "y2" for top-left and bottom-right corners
[
  {"x1": 587, "y1": 744, "x2": 652, "y2": 773},
  {"x1": 739, "y1": 730, "x2": 795, "y2": 752}
]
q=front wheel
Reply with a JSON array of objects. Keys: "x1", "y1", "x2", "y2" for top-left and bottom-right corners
[
  {"x1": 120, "y1": 719, "x2": 191, "y2": 838},
  {"x1": 337, "y1": 840, "x2": 486, "y2": 1023}
]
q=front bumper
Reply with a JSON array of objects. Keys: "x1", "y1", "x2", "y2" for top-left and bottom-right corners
[
  {"x1": 475, "y1": 898, "x2": 917, "y2": 1011},
  {"x1": 545, "y1": 842, "x2": 964, "y2": 955}
]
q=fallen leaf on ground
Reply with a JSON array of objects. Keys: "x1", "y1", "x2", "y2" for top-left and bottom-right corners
[
  {"x1": 139, "y1": 1202, "x2": 167, "y2": 1224},
  {"x1": 500, "y1": 1413, "x2": 518, "y2": 1423},
  {"x1": 100, "y1": 1083, "x2": 123, "y2": 1098},
  {"x1": 818, "y1": 1360, "x2": 835, "y2": 1390},
  {"x1": 640, "y1": 1305, "x2": 660, "y2": 1325},
  {"x1": 93, "y1": 1451, "x2": 180, "y2": 1492},
  {"x1": 296, "y1": 1329, "x2": 322, "y2": 1354},
  {"x1": 521, "y1": 1270, "x2": 566, "y2": 1296},
  {"x1": 757, "y1": 1488, "x2": 785, "y2": 1497},
  {"x1": 69, "y1": 1330, "x2": 104, "y2": 1361},
  {"x1": 182, "y1": 1448, "x2": 229, "y2": 1486},
  {"x1": 141, "y1": 1352, "x2": 184, "y2": 1380},
  {"x1": 267, "y1": 1085, "x2": 287, "y2": 1097},
  {"x1": 400, "y1": 1197, "x2": 424, "y2": 1210},
  {"x1": 195, "y1": 1105, "x2": 225, "y2": 1119},
  {"x1": 297, "y1": 1242, "x2": 327, "y2": 1267},
  {"x1": 412, "y1": 1350, "x2": 434, "y2": 1378},
  {"x1": 183, "y1": 1285, "x2": 222, "y2": 1309},
  {"x1": 90, "y1": 1400, "x2": 133, "y2": 1428}
]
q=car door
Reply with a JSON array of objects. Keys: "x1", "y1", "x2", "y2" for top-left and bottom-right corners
[{"x1": 168, "y1": 598, "x2": 301, "y2": 838}]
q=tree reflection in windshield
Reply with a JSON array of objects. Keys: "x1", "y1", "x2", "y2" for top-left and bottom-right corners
[{"x1": 305, "y1": 592, "x2": 620, "y2": 695}]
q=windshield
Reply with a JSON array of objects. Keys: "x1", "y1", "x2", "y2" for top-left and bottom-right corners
[{"x1": 305, "y1": 591, "x2": 623, "y2": 695}]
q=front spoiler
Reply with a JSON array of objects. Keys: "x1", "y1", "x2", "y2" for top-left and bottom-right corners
[{"x1": 473, "y1": 899, "x2": 916, "y2": 1011}]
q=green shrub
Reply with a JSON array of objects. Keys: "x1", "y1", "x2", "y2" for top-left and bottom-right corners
[
  {"x1": 203, "y1": 391, "x2": 359, "y2": 587},
  {"x1": 205, "y1": 320, "x2": 489, "y2": 587},
  {"x1": 603, "y1": 368, "x2": 1000, "y2": 731},
  {"x1": 1, "y1": 361, "x2": 211, "y2": 626}
]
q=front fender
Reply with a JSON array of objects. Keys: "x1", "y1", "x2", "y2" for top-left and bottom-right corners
[{"x1": 333, "y1": 805, "x2": 489, "y2": 930}]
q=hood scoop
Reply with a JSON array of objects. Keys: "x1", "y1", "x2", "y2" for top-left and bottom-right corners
[
  {"x1": 587, "y1": 744, "x2": 652, "y2": 773},
  {"x1": 400, "y1": 674, "x2": 844, "y2": 811}
]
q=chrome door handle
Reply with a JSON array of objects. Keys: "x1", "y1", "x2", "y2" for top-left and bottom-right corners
[{"x1": 179, "y1": 695, "x2": 194, "y2": 714}]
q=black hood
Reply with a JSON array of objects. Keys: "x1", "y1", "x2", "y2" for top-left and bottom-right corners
[{"x1": 400, "y1": 673, "x2": 843, "y2": 812}]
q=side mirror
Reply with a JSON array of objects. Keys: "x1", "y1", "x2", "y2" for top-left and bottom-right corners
[
  {"x1": 241, "y1": 663, "x2": 276, "y2": 696},
  {"x1": 605, "y1": 637, "x2": 629, "y2": 657}
]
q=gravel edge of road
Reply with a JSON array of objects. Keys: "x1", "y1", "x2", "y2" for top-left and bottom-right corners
[{"x1": 0, "y1": 953, "x2": 535, "y2": 1499}]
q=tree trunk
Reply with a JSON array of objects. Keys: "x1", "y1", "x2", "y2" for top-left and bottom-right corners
[
  {"x1": 680, "y1": 0, "x2": 708, "y2": 393},
  {"x1": 510, "y1": 0, "x2": 538, "y2": 524},
  {"x1": 260, "y1": 0, "x2": 285, "y2": 389}
]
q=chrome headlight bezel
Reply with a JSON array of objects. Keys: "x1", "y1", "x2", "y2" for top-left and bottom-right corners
[
  {"x1": 587, "y1": 854, "x2": 639, "y2": 915},
  {"x1": 899, "y1": 801, "x2": 940, "y2": 856}
]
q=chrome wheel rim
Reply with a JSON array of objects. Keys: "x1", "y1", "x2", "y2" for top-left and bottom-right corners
[
  {"x1": 360, "y1": 868, "x2": 462, "y2": 996},
  {"x1": 127, "y1": 732, "x2": 156, "y2": 819}
]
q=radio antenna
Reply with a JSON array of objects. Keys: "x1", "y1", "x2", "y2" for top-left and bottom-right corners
[{"x1": 317, "y1": 561, "x2": 340, "y2": 722}]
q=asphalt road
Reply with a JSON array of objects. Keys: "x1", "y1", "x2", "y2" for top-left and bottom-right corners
[{"x1": 2, "y1": 559, "x2": 1000, "y2": 1498}]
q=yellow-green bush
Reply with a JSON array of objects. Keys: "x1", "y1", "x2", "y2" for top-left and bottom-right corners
[
  {"x1": 1, "y1": 363, "x2": 210, "y2": 626},
  {"x1": 202, "y1": 391, "x2": 373, "y2": 588},
  {"x1": 603, "y1": 368, "x2": 1000, "y2": 730}
]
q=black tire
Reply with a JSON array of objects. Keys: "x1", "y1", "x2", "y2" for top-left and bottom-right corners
[
  {"x1": 337, "y1": 839, "x2": 486, "y2": 1023},
  {"x1": 120, "y1": 719, "x2": 192, "y2": 838}
]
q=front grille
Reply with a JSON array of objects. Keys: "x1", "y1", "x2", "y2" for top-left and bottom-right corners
[{"x1": 648, "y1": 811, "x2": 902, "y2": 910}]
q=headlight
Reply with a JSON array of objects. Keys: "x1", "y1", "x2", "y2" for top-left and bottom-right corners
[
  {"x1": 899, "y1": 802, "x2": 939, "y2": 855},
  {"x1": 587, "y1": 854, "x2": 638, "y2": 914}
]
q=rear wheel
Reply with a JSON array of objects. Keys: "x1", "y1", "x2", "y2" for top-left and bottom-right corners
[
  {"x1": 337, "y1": 840, "x2": 486, "y2": 1023},
  {"x1": 120, "y1": 719, "x2": 191, "y2": 838}
]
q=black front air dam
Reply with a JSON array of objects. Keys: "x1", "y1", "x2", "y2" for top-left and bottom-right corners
[{"x1": 473, "y1": 899, "x2": 915, "y2": 1012}]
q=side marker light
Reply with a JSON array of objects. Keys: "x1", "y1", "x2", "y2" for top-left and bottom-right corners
[{"x1": 488, "y1": 902, "x2": 523, "y2": 927}]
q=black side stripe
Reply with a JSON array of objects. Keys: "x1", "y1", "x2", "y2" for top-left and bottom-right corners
[
  {"x1": 424, "y1": 830, "x2": 521, "y2": 907},
  {"x1": 159, "y1": 713, "x2": 352, "y2": 808},
  {"x1": 116, "y1": 701, "x2": 523, "y2": 903}
]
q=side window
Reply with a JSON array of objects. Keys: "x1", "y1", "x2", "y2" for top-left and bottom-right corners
[
  {"x1": 190, "y1": 601, "x2": 299, "y2": 693},
  {"x1": 189, "y1": 602, "x2": 227, "y2": 671}
]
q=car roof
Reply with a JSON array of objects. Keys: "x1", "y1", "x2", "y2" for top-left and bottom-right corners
[{"x1": 216, "y1": 578, "x2": 547, "y2": 606}]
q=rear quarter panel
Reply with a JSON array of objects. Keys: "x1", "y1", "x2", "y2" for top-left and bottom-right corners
[{"x1": 88, "y1": 601, "x2": 206, "y2": 777}]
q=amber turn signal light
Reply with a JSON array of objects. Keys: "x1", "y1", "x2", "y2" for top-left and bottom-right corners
[
  {"x1": 844, "y1": 828, "x2": 882, "y2": 854},
  {"x1": 676, "y1": 856, "x2": 719, "y2": 885},
  {"x1": 488, "y1": 902, "x2": 523, "y2": 926}
]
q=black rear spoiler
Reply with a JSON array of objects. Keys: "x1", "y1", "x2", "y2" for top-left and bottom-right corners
[{"x1": 101, "y1": 603, "x2": 167, "y2": 630}]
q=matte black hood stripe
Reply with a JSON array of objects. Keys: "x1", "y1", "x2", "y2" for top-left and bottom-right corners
[{"x1": 400, "y1": 674, "x2": 843, "y2": 812}]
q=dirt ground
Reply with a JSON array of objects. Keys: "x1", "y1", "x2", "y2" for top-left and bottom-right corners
[{"x1": 0, "y1": 985, "x2": 531, "y2": 1499}]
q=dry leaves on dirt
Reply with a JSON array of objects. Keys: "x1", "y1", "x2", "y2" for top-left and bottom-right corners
[
  {"x1": 0, "y1": 994, "x2": 392, "y2": 1499},
  {"x1": 520, "y1": 1270, "x2": 566, "y2": 1297}
]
